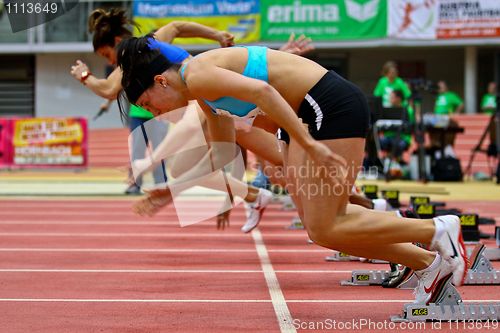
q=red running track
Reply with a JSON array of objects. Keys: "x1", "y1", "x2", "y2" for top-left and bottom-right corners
[{"x1": 0, "y1": 198, "x2": 498, "y2": 333}]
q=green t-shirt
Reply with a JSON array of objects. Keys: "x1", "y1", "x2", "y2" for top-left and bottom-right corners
[
  {"x1": 129, "y1": 104, "x2": 154, "y2": 119},
  {"x1": 373, "y1": 77, "x2": 412, "y2": 108},
  {"x1": 481, "y1": 93, "x2": 496, "y2": 114},
  {"x1": 434, "y1": 92, "x2": 463, "y2": 115}
]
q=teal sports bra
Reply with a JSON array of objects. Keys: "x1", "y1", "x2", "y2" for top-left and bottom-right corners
[{"x1": 180, "y1": 46, "x2": 268, "y2": 119}]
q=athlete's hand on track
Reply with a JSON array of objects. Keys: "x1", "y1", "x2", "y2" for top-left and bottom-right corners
[
  {"x1": 70, "y1": 60, "x2": 90, "y2": 81},
  {"x1": 131, "y1": 158, "x2": 152, "y2": 181},
  {"x1": 280, "y1": 33, "x2": 315, "y2": 56},
  {"x1": 216, "y1": 211, "x2": 230, "y2": 230},
  {"x1": 217, "y1": 31, "x2": 235, "y2": 47},
  {"x1": 133, "y1": 187, "x2": 172, "y2": 217}
]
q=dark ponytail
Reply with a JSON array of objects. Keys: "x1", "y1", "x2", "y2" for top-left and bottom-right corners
[
  {"x1": 116, "y1": 36, "x2": 175, "y2": 110},
  {"x1": 88, "y1": 8, "x2": 139, "y2": 51}
]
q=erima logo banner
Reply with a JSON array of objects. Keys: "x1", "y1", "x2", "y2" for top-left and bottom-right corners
[
  {"x1": 267, "y1": 0, "x2": 340, "y2": 23},
  {"x1": 345, "y1": 0, "x2": 379, "y2": 22}
]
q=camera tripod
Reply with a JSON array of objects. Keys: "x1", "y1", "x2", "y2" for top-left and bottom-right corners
[{"x1": 464, "y1": 103, "x2": 500, "y2": 184}]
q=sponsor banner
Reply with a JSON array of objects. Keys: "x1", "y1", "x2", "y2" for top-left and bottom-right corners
[
  {"x1": 260, "y1": 0, "x2": 387, "y2": 41},
  {"x1": 388, "y1": 0, "x2": 439, "y2": 39},
  {"x1": 11, "y1": 117, "x2": 88, "y2": 168},
  {"x1": 389, "y1": 0, "x2": 500, "y2": 39},
  {"x1": 133, "y1": 0, "x2": 260, "y2": 44},
  {"x1": 438, "y1": 0, "x2": 500, "y2": 38},
  {"x1": 0, "y1": 119, "x2": 13, "y2": 168}
]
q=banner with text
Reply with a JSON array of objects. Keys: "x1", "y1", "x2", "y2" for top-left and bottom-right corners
[
  {"x1": 260, "y1": 0, "x2": 387, "y2": 41},
  {"x1": 389, "y1": 0, "x2": 500, "y2": 39},
  {"x1": 11, "y1": 118, "x2": 88, "y2": 168},
  {"x1": 0, "y1": 119, "x2": 12, "y2": 168},
  {"x1": 133, "y1": 0, "x2": 260, "y2": 44}
]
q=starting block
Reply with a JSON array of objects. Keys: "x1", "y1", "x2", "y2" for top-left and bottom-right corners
[
  {"x1": 485, "y1": 226, "x2": 500, "y2": 261},
  {"x1": 458, "y1": 214, "x2": 480, "y2": 243},
  {"x1": 280, "y1": 195, "x2": 296, "y2": 211},
  {"x1": 485, "y1": 248, "x2": 500, "y2": 261},
  {"x1": 409, "y1": 196, "x2": 430, "y2": 209},
  {"x1": 464, "y1": 243, "x2": 500, "y2": 285},
  {"x1": 286, "y1": 216, "x2": 304, "y2": 230},
  {"x1": 341, "y1": 267, "x2": 417, "y2": 289},
  {"x1": 381, "y1": 190, "x2": 400, "y2": 208},
  {"x1": 391, "y1": 276, "x2": 500, "y2": 322},
  {"x1": 341, "y1": 244, "x2": 499, "y2": 287},
  {"x1": 361, "y1": 184, "x2": 378, "y2": 200},
  {"x1": 414, "y1": 203, "x2": 436, "y2": 219},
  {"x1": 325, "y1": 251, "x2": 388, "y2": 264},
  {"x1": 391, "y1": 280, "x2": 500, "y2": 323}
]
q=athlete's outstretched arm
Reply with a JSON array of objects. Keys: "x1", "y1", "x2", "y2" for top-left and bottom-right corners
[
  {"x1": 279, "y1": 33, "x2": 315, "y2": 56},
  {"x1": 155, "y1": 21, "x2": 234, "y2": 47},
  {"x1": 70, "y1": 64, "x2": 122, "y2": 100},
  {"x1": 71, "y1": 22, "x2": 233, "y2": 100}
]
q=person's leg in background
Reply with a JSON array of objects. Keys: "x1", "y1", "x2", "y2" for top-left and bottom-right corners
[
  {"x1": 127, "y1": 116, "x2": 148, "y2": 194},
  {"x1": 146, "y1": 118, "x2": 169, "y2": 185}
]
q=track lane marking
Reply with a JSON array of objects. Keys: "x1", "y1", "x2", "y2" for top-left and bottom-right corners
[
  {"x1": 0, "y1": 269, "x2": 353, "y2": 273},
  {"x1": 0, "y1": 248, "x2": 329, "y2": 253},
  {"x1": 252, "y1": 229, "x2": 296, "y2": 333}
]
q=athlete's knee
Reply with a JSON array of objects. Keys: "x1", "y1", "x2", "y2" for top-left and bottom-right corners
[{"x1": 305, "y1": 216, "x2": 341, "y2": 248}]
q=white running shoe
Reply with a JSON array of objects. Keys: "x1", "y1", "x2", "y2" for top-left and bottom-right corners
[
  {"x1": 430, "y1": 215, "x2": 468, "y2": 286},
  {"x1": 372, "y1": 198, "x2": 391, "y2": 211},
  {"x1": 241, "y1": 188, "x2": 273, "y2": 233},
  {"x1": 413, "y1": 255, "x2": 454, "y2": 305}
]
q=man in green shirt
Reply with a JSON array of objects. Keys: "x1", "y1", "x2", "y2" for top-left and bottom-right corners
[
  {"x1": 127, "y1": 104, "x2": 167, "y2": 194},
  {"x1": 434, "y1": 81, "x2": 464, "y2": 114},
  {"x1": 373, "y1": 61, "x2": 412, "y2": 108},
  {"x1": 481, "y1": 82, "x2": 497, "y2": 115}
]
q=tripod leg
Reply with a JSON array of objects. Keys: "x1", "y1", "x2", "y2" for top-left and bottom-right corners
[{"x1": 465, "y1": 115, "x2": 494, "y2": 177}]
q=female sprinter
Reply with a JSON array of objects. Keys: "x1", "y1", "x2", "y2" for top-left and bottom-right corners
[
  {"x1": 116, "y1": 37, "x2": 468, "y2": 305},
  {"x1": 69, "y1": 8, "x2": 313, "y2": 230}
]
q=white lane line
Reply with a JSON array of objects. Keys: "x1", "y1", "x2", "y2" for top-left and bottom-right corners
[
  {"x1": 252, "y1": 229, "x2": 296, "y2": 333},
  {"x1": 0, "y1": 248, "x2": 329, "y2": 253},
  {"x1": 0, "y1": 269, "x2": 352, "y2": 274},
  {"x1": 0, "y1": 299, "x2": 497, "y2": 303},
  {"x1": 0, "y1": 221, "x2": 295, "y2": 227},
  {"x1": 0, "y1": 211, "x2": 290, "y2": 217},
  {"x1": 0, "y1": 232, "x2": 305, "y2": 238},
  {"x1": 0, "y1": 221, "x2": 188, "y2": 225},
  {"x1": 0, "y1": 269, "x2": 263, "y2": 273}
]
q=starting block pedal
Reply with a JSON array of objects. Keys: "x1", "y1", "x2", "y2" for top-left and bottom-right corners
[
  {"x1": 485, "y1": 248, "x2": 500, "y2": 261},
  {"x1": 341, "y1": 270, "x2": 390, "y2": 286},
  {"x1": 280, "y1": 195, "x2": 296, "y2": 211},
  {"x1": 391, "y1": 277, "x2": 500, "y2": 322},
  {"x1": 381, "y1": 190, "x2": 400, "y2": 208},
  {"x1": 485, "y1": 226, "x2": 500, "y2": 261},
  {"x1": 464, "y1": 243, "x2": 500, "y2": 285},
  {"x1": 409, "y1": 196, "x2": 430, "y2": 209},
  {"x1": 325, "y1": 251, "x2": 388, "y2": 264},
  {"x1": 361, "y1": 184, "x2": 378, "y2": 200},
  {"x1": 341, "y1": 266, "x2": 417, "y2": 289},
  {"x1": 286, "y1": 216, "x2": 304, "y2": 230}
]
